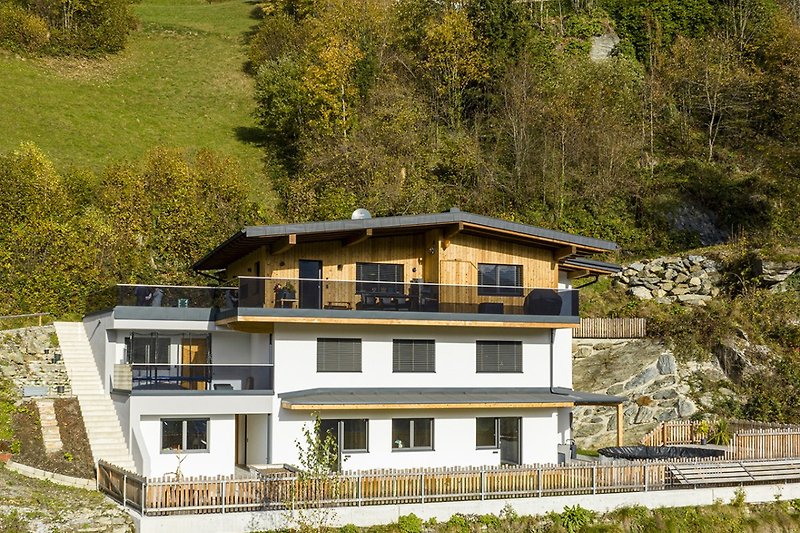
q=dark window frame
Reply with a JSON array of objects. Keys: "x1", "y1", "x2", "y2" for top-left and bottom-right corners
[
  {"x1": 319, "y1": 418, "x2": 369, "y2": 453},
  {"x1": 392, "y1": 339, "x2": 436, "y2": 373},
  {"x1": 356, "y1": 262, "x2": 404, "y2": 294},
  {"x1": 477, "y1": 263, "x2": 523, "y2": 296},
  {"x1": 476, "y1": 340, "x2": 523, "y2": 373},
  {"x1": 317, "y1": 338, "x2": 362, "y2": 373},
  {"x1": 392, "y1": 418, "x2": 434, "y2": 451},
  {"x1": 125, "y1": 333, "x2": 171, "y2": 365},
  {"x1": 160, "y1": 418, "x2": 209, "y2": 454}
]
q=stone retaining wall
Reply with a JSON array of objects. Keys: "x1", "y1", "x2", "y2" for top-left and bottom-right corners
[
  {"x1": 611, "y1": 255, "x2": 720, "y2": 305},
  {"x1": 0, "y1": 326, "x2": 71, "y2": 397}
]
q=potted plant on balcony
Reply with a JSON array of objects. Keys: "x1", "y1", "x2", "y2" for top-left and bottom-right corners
[{"x1": 274, "y1": 282, "x2": 297, "y2": 307}]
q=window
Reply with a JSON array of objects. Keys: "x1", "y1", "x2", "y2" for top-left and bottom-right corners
[
  {"x1": 161, "y1": 419, "x2": 208, "y2": 453},
  {"x1": 317, "y1": 338, "x2": 361, "y2": 372},
  {"x1": 476, "y1": 417, "x2": 520, "y2": 450},
  {"x1": 476, "y1": 341, "x2": 522, "y2": 373},
  {"x1": 356, "y1": 262, "x2": 404, "y2": 294},
  {"x1": 393, "y1": 340, "x2": 435, "y2": 373},
  {"x1": 392, "y1": 418, "x2": 433, "y2": 450},
  {"x1": 125, "y1": 334, "x2": 170, "y2": 364},
  {"x1": 478, "y1": 264, "x2": 523, "y2": 296},
  {"x1": 319, "y1": 419, "x2": 368, "y2": 452}
]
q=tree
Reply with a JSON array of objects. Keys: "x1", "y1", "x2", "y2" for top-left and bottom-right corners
[
  {"x1": 287, "y1": 414, "x2": 341, "y2": 532},
  {"x1": 423, "y1": 9, "x2": 489, "y2": 128}
]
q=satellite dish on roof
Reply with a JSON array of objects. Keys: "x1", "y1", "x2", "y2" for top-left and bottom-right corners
[{"x1": 351, "y1": 208, "x2": 372, "y2": 220}]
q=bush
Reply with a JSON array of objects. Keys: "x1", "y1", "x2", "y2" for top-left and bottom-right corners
[
  {"x1": 0, "y1": 3, "x2": 50, "y2": 53},
  {"x1": 398, "y1": 513, "x2": 423, "y2": 533}
]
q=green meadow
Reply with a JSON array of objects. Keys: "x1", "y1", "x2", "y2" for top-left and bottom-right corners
[{"x1": 0, "y1": 0, "x2": 268, "y2": 195}]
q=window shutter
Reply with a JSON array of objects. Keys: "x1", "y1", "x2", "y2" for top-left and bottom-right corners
[
  {"x1": 317, "y1": 338, "x2": 362, "y2": 372},
  {"x1": 476, "y1": 341, "x2": 522, "y2": 373},
  {"x1": 393, "y1": 340, "x2": 435, "y2": 372}
]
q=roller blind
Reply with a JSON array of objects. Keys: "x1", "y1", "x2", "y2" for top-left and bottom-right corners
[
  {"x1": 476, "y1": 341, "x2": 522, "y2": 373},
  {"x1": 317, "y1": 338, "x2": 362, "y2": 372},
  {"x1": 393, "y1": 340, "x2": 435, "y2": 372}
]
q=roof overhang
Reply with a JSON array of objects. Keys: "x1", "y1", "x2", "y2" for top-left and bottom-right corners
[
  {"x1": 193, "y1": 211, "x2": 618, "y2": 271},
  {"x1": 278, "y1": 387, "x2": 624, "y2": 411}
]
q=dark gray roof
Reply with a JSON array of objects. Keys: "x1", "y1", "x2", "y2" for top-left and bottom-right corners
[
  {"x1": 194, "y1": 210, "x2": 618, "y2": 270},
  {"x1": 279, "y1": 387, "x2": 624, "y2": 407},
  {"x1": 562, "y1": 257, "x2": 622, "y2": 274}
]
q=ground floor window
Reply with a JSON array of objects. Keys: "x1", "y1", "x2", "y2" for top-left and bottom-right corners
[
  {"x1": 392, "y1": 418, "x2": 433, "y2": 450},
  {"x1": 476, "y1": 417, "x2": 521, "y2": 464},
  {"x1": 319, "y1": 419, "x2": 368, "y2": 452},
  {"x1": 161, "y1": 418, "x2": 209, "y2": 453}
]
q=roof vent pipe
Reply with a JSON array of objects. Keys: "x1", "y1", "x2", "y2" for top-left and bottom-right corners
[{"x1": 351, "y1": 208, "x2": 372, "y2": 220}]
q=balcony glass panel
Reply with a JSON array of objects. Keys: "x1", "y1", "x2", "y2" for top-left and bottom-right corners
[
  {"x1": 86, "y1": 285, "x2": 238, "y2": 314},
  {"x1": 126, "y1": 364, "x2": 273, "y2": 392},
  {"x1": 237, "y1": 277, "x2": 578, "y2": 318}
]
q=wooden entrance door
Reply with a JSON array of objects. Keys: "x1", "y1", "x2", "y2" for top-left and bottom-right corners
[{"x1": 181, "y1": 338, "x2": 208, "y2": 390}]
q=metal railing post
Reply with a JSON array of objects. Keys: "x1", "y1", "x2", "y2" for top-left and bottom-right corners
[
  {"x1": 123, "y1": 474, "x2": 127, "y2": 509},
  {"x1": 221, "y1": 481, "x2": 226, "y2": 514},
  {"x1": 643, "y1": 464, "x2": 648, "y2": 492}
]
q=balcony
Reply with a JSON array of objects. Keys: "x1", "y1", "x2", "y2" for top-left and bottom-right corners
[
  {"x1": 112, "y1": 364, "x2": 273, "y2": 394},
  {"x1": 220, "y1": 277, "x2": 579, "y2": 328},
  {"x1": 86, "y1": 284, "x2": 238, "y2": 320}
]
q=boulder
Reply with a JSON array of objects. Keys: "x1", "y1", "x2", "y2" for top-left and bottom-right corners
[
  {"x1": 657, "y1": 354, "x2": 677, "y2": 375},
  {"x1": 652, "y1": 389, "x2": 678, "y2": 400},
  {"x1": 625, "y1": 366, "x2": 660, "y2": 390},
  {"x1": 657, "y1": 409, "x2": 679, "y2": 422},
  {"x1": 634, "y1": 406, "x2": 655, "y2": 424},
  {"x1": 629, "y1": 286, "x2": 653, "y2": 300},
  {"x1": 678, "y1": 398, "x2": 697, "y2": 417}
]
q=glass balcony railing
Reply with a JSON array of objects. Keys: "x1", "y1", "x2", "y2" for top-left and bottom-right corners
[
  {"x1": 87, "y1": 284, "x2": 239, "y2": 314},
  {"x1": 112, "y1": 363, "x2": 274, "y2": 393},
  {"x1": 236, "y1": 277, "x2": 579, "y2": 318}
]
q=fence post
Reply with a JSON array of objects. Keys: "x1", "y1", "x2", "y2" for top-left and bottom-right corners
[
  {"x1": 421, "y1": 473, "x2": 425, "y2": 504},
  {"x1": 643, "y1": 464, "x2": 648, "y2": 492},
  {"x1": 221, "y1": 480, "x2": 226, "y2": 514},
  {"x1": 537, "y1": 466, "x2": 543, "y2": 497},
  {"x1": 357, "y1": 473, "x2": 362, "y2": 506},
  {"x1": 480, "y1": 470, "x2": 485, "y2": 500},
  {"x1": 592, "y1": 464, "x2": 597, "y2": 495},
  {"x1": 123, "y1": 474, "x2": 127, "y2": 509},
  {"x1": 142, "y1": 480, "x2": 146, "y2": 515}
]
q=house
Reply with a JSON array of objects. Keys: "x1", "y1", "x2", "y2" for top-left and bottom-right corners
[{"x1": 68, "y1": 209, "x2": 624, "y2": 478}]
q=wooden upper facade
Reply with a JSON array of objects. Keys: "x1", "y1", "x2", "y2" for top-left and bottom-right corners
[{"x1": 194, "y1": 210, "x2": 619, "y2": 329}]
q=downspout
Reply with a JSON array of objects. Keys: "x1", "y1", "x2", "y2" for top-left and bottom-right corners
[{"x1": 549, "y1": 328, "x2": 555, "y2": 394}]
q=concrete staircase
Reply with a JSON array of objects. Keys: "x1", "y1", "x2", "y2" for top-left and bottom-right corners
[{"x1": 54, "y1": 322, "x2": 136, "y2": 471}]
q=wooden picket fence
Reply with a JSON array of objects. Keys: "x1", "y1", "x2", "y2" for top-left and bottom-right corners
[
  {"x1": 641, "y1": 419, "x2": 800, "y2": 460},
  {"x1": 574, "y1": 318, "x2": 647, "y2": 339},
  {"x1": 98, "y1": 461, "x2": 670, "y2": 516}
]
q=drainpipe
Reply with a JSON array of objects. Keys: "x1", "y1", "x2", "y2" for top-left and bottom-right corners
[{"x1": 549, "y1": 328, "x2": 555, "y2": 394}]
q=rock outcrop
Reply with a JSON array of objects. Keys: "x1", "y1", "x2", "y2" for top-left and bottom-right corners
[
  {"x1": 750, "y1": 257, "x2": 800, "y2": 292},
  {"x1": 611, "y1": 255, "x2": 721, "y2": 305},
  {"x1": 572, "y1": 337, "x2": 728, "y2": 448}
]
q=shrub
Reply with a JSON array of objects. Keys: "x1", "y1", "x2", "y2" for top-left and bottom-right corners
[
  {"x1": 559, "y1": 505, "x2": 596, "y2": 533},
  {"x1": 398, "y1": 513, "x2": 423, "y2": 533},
  {"x1": 0, "y1": 3, "x2": 50, "y2": 53}
]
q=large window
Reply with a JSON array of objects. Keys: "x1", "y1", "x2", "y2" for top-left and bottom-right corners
[
  {"x1": 125, "y1": 334, "x2": 170, "y2": 364},
  {"x1": 392, "y1": 418, "x2": 433, "y2": 450},
  {"x1": 161, "y1": 418, "x2": 208, "y2": 453},
  {"x1": 478, "y1": 264, "x2": 523, "y2": 296},
  {"x1": 317, "y1": 338, "x2": 362, "y2": 372},
  {"x1": 356, "y1": 262, "x2": 404, "y2": 294},
  {"x1": 319, "y1": 419, "x2": 369, "y2": 452},
  {"x1": 475, "y1": 417, "x2": 520, "y2": 448},
  {"x1": 393, "y1": 340, "x2": 435, "y2": 373},
  {"x1": 476, "y1": 341, "x2": 522, "y2": 373}
]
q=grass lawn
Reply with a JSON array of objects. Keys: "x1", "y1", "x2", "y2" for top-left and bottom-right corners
[{"x1": 0, "y1": 0, "x2": 273, "y2": 205}]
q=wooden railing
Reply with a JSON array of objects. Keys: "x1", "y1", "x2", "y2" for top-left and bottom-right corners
[
  {"x1": 574, "y1": 318, "x2": 646, "y2": 339},
  {"x1": 641, "y1": 420, "x2": 800, "y2": 460},
  {"x1": 98, "y1": 462, "x2": 669, "y2": 516},
  {"x1": 641, "y1": 420, "x2": 703, "y2": 446}
]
